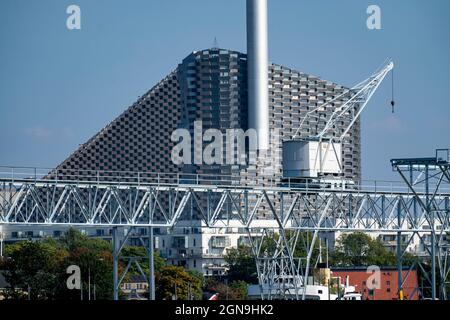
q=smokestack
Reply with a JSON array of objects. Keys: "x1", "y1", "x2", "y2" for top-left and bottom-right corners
[{"x1": 247, "y1": 0, "x2": 269, "y2": 150}]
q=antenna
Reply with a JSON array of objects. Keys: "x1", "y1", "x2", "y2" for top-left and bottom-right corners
[{"x1": 212, "y1": 37, "x2": 219, "y2": 49}]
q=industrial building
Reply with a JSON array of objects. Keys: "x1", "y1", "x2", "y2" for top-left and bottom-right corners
[
  {"x1": 331, "y1": 267, "x2": 420, "y2": 300},
  {"x1": 53, "y1": 48, "x2": 360, "y2": 184}
]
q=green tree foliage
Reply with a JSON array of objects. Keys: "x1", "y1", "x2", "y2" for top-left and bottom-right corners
[
  {"x1": 224, "y1": 231, "x2": 322, "y2": 284},
  {"x1": 288, "y1": 231, "x2": 321, "y2": 264},
  {"x1": 156, "y1": 265, "x2": 202, "y2": 300},
  {"x1": 56, "y1": 229, "x2": 114, "y2": 299},
  {"x1": 120, "y1": 246, "x2": 165, "y2": 276},
  {"x1": 187, "y1": 269, "x2": 205, "y2": 287},
  {"x1": 0, "y1": 228, "x2": 208, "y2": 300},
  {"x1": 229, "y1": 280, "x2": 248, "y2": 299},
  {"x1": 0, "y1": 228, "x2": 114, "y2": 300},
  {"x1": 225, "y1": 245, "x2": 258, "y2": 284},
  {"x1": 204, "y1": 278, "x2": 247, "y2": 300},
  {"x1": 331, "y1": 232, "x2": 397, "y2": 267},
  {"x1": 1, "y1": 241, "x2": 68, "y2": 299}
]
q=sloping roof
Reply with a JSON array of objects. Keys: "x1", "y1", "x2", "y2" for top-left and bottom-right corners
[{"x1": 126, "y1": 275, "x2": 147, "y2": 283}]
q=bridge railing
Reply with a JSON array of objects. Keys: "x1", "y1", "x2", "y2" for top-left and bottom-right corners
[
  {"x1": 0, "y1": 166, "x2": 246, "y2": 186},
  {"x1": 0, "y1": 165, "x2": 449, "y2": 195}
]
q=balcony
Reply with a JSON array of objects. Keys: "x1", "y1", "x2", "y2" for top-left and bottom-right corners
[
  {"x1": 210, "y1": 236, "x2": 231, "y2": 248},
  {"x1": 172, "y1": 236, "x2": 188, "y2": 248}
]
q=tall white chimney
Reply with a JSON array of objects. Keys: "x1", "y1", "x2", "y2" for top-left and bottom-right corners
[{"x1": 247, "y1": 0, "x2": 269, "y2": 150}]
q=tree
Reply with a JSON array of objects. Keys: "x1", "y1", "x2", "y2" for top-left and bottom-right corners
[
  {"x1": 224, "y1": 231, "x2": 322, "y2": 284},
  {"x1": 1, "y1": 240, "x2": 68, "y2": 300},
  {"x1": 204, "y1": 278, "x2": 247, "y2": 300},
  {"x1": 55, "y1": 228, "x2": 114, "y2": 300},
  {"x1": 120, "y1": 246, "x2": 165, "y2": 275},
  {"x1": 187, "y1": 269, "x2": 205, "y2": 287},
  {"x1": 224, "y1": 245, "x2": 258, "y2": 284},
  {"x1": 331, "y1": 232, "x2": 397, "y2": 267},
  {"x1": 288, "y1": 231, "x2": 321, "y2": 265},
  {"x1": 229, "y1": 280, "x2": 248, "y2": 299},
  {"x1": 0, "y1": 229, "x2": 115, "y2": 300},
  {"x1": 156, "y1": 266, "x2": 202, "y2": 300}
]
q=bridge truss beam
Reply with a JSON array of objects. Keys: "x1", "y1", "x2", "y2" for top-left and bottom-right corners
[{"x1": 1, "y1": 177, "x2": 450, "y2": 300}]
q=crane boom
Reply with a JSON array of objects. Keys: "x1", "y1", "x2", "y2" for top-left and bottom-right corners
[
  {"x1": 284, "y1": 61, "x2": 394, "y2": 180},
  {"x1": 293, "y1": 61, "x2": 394, "y2": 141}
]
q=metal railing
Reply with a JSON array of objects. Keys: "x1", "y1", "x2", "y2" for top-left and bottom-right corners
[
  {"x1": 0, "y1": 166, "x2": 246, "y2": 186},
  {"x1": 0, "y1": 165, "x2": 449, "y2": 195}
]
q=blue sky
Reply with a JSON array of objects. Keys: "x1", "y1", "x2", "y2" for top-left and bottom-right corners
[{"x1": 0, "y1": 0, "x2": 449, "y2": 181}]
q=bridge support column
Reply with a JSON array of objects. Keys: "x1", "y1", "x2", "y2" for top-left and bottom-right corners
[
  {"x1": 112, "y1": 226, "x2": 119, "y2": 300},
  {"x1": 424, "y1": 165, "x2": 437, "y2": 300},
  {"x1": 397, "y1": 199, "x2": 404, "y2": 300},
  {"x1": 148, "y1": 226, "x2": 155, "y2": 300}
]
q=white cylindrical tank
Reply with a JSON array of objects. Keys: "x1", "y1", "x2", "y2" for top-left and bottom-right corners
[{"x1": 247, "y1": 0, "x2": 269, "y2": 150}]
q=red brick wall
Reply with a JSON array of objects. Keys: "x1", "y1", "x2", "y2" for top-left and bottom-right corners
[{"x1": 331, "y1": 269, "x2": 419, "y2": 300}]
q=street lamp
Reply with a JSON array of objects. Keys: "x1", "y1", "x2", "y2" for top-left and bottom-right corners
[
  {"x1": 87, "y1": 257, "x2": 104, "y2": 301},
  {"x1": 0, "y1": 231, "x2": 4, "y2": 258}
]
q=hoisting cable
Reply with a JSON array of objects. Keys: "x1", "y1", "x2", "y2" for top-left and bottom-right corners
[{"x1": 391, "y1": 68, "x2": 395, "y2": 113}]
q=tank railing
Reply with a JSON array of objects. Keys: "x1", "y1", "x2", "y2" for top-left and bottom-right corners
[{"x1": 0, "y1": 166, "x2": 449, "y2": 195}]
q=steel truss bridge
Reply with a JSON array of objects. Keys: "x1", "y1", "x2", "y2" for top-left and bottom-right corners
[{"x1": 0, "y1": 150, "x2": 449, "y2": 300}]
